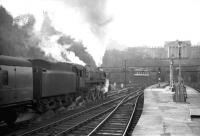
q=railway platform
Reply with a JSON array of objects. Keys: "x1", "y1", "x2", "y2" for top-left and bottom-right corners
[{"x1": 132, "y1": 83, "x2": 200, "y2": 136}]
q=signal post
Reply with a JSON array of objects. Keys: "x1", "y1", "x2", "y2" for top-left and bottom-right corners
[
  {"x1": 174, "y1": 41, "x2": 187, "y2": 102},
  {"x1": 165, "y1": 40, "x2": 190, "y2": 102}
]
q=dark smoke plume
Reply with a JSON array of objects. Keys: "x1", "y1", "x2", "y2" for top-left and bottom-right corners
[
  {"x1": 57, "y1": 35, "x2": 97, "y2": 67},
  {"x1": 0, "y1": 6, "x2": 96, "y2": 66},
  {"x1": 57, "y1": 35, "x2": 75, "y2": 45},
  {"x1": 0, "y1": 6, "x2": 51, "y2": 60}
]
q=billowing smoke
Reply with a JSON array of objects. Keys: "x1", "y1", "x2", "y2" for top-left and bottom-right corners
[
  {"x1": 58, "y1": 35, "x2": 96, "y2": 67},
  {"x1": 0, "y1": 6, "x2": 50, "y2": 60},
  {"x1": 63, "y1": 0, "x2": 112, "y2": 38},
  {"x1": 1, "y1": 0, "x2": 112, "y2": 65},
  {"x1": 38, "y1": 12, "x2": 86, "y2": 65},
  {"x1": 0, "y1": 5, "x2": 101, "y2": 66}
]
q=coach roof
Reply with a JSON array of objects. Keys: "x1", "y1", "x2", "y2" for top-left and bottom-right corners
[{"x1": 0, "y1": 55, "x2": 32, "y2": 67}]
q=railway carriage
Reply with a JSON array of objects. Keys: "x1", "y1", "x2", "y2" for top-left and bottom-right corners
[{"x1": 0, "y1": 56, "x2": 33, "y2": 125}]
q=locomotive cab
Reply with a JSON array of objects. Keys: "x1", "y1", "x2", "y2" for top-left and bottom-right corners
[{"x1": 72, "y1": 64, "x2": 86, "y2": 91}]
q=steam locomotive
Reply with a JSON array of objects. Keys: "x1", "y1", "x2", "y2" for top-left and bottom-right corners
[{"x1": 0, "y1": 55, "x2": 106, "y2": 126}]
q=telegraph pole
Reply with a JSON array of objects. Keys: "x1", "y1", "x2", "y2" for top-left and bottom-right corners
[
  {"x1": 178, "y1": 41, "x2": 182, "y2": 84},
  {"x1": 124, "y1": 60, "x2": 127, "y2": 87},
  {"x1": 170, "y1": 58, "x2": 174, "y2": 88}
]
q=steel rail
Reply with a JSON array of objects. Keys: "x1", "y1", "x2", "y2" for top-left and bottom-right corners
[
  {"x1": 55, "y1": 90, "x2": 141, "y2": 136},
  {"x1": 87, "y1": 91, "x2": 143, "y2": 136},
  {"x1": 122, "y1": 92, "x2": 143, "y2": 136},
  {"x1": 54, "y1": 104, "x2": 114, "y2": 136},
  {"x1": 107, "y1": 87, "x2": 133, "y2": 97},
  {"x1": 19, "y1": 87, "x2": 141, "y2": 136}
]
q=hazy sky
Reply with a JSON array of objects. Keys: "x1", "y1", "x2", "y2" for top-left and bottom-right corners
[
  {"x1": 106, "y1": 0, "x2": 200, "y2": 47},
  {"x1": 1, "y1": 0, "x2": 200, "y2": 64}
]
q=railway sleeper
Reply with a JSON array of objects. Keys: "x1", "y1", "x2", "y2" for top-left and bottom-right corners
[
  {"x1": 97, "y1": 131, "x2": 122, "y2": 135},
  {"x1": 99, "y1": 128, "x2": 124, "y2": 132},
  {"x1": 78, "y1": 127, "x2": 94, "y2": 131}
]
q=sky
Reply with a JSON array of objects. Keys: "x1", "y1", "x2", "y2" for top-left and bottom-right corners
[
  {"x1": 106, "y1": 0, "x2": 200, "y2": 47},
  {"x1": 1, "y1": 0, "x2": 200, "y2": 65}
]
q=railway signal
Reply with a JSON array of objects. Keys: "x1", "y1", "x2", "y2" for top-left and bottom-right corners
[{"x1": 158, "y1": 67, "x2": 161, "y2": 87}]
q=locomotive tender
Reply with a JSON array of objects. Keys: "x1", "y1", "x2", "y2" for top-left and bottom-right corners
[{"x1": 0, "y1": 55, "x2": 106, "y2": 125}]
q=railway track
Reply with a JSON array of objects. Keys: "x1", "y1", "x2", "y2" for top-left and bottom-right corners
[
  {"x1": 1, "y1": 87, "x2": 140, "y2": 136},
  {"x1": 17, "y1": 88, "x2": 142, "y2": 136},
  {"x1": 107, "y1": 87, "x2": 133, "y2": 97},
  {"x1": 126, "y1": 94, "x2": 144, "y2": 136},
  {"x1": 60, "y1": 94, "x2": 140, "y2": 136},
  {"x1": 1, "y1": 87, "x2": 135, "y2": 135},
  {"x1": 86, "y1": 92, "x2": 143, "y2": 136}
]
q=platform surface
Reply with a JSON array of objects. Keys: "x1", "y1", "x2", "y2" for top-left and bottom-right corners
[{"x1": 132, "y1": 83, "x2": 200, "y2": 136}]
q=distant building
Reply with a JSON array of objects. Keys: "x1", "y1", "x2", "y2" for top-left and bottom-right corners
[
  {"x1": 130, "y1": 42, "x2": 200, "y2": 60},
  {"x1": 164, "y1": 41, "x2": 191, "y2": 58},
  {"x1": 190, "y1": 45, "x2": 200, "y2": 58},
  {"x1": 149, "y1": 47, "x2": 167, "y2": 59}
]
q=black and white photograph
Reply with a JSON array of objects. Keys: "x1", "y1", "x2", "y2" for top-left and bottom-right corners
[{"x1": 1, "y1": 0, "x2": 200, "y2": 135}]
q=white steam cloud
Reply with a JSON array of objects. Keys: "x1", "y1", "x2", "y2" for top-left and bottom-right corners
[
  {"x1": 39, "y1": 35, "x2": 85, "y2": 65},
  {"x1": 1, "y1": 0, "x2": 111, "y2": 65}
]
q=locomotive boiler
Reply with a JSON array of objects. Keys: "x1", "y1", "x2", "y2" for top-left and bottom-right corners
[{"x1": 0, "y1": 55, "x2": 106, "y2": 126}]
